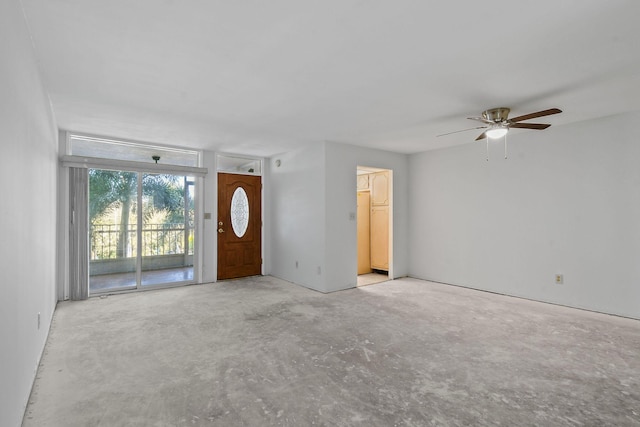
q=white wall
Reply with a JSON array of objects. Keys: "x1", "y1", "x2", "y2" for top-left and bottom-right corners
[
  {"x1": 201, "y1": 151, "x2": 217, "y2": 283},
  {"x1": 0, "y1": 1, "x2": 58, "y2": 425},
  {"x1": 262, "y1": 159, "x2": 272, "y2": 276},
  {"x1": 269, "y1": 141, "x2": 409, "y2": 293},
  {"x1": 270, "y1": 143, "x2": 327, "y2": 291},
  {"x1": 409, "y1": 112, "x2": 640, "y2": 319}
]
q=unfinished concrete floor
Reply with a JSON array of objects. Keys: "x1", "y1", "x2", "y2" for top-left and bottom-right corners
[{"x1": 24, "y1": 276, "x2": 640, "y2": 426}]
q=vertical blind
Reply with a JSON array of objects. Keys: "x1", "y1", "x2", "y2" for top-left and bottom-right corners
[{"x1": 69, "y1": 167, "x2": 89, "y2": 300}]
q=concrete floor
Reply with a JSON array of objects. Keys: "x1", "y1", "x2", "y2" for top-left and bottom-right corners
[{"x1": 24, "y1": 276, "x2": 640, "y2": 426}]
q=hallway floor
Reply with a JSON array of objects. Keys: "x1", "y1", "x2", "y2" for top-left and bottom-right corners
[
  {"x1": 24, "y1": 276, "x2": 640, "y2": 426},
  {"x1": 356, "y1": 271, "x2": 388, "y2": 287}
]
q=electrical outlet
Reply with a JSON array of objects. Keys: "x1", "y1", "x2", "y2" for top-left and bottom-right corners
[{"x1": 555, "y1": 274, "x2": 563, "y2": 284}]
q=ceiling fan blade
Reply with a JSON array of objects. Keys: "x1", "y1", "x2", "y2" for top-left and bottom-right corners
[
  {"x1": 467, "y1": 116, "x2": 494, "y2": 124},
  {"x1": 508, "y1": 123, "x2": 551, "y2": 130},
  {"x1": 509, "y1": 108, "x2": 562, "y2": 123},
  {"x1": 437, "y1": 126, "x2": 487, "y2": 137},
  {"x1": 475, "y1": 131, "x2": 488, "y2": 141}
]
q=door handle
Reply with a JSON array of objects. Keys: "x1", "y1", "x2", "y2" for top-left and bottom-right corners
[{"x1": 218, "y1": 228, "x2": 225, "y2": 233}]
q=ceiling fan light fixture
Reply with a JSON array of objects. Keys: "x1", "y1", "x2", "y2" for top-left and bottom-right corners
[{"x1": 486, "y1": 126, "x2": 508, "y2": 139}]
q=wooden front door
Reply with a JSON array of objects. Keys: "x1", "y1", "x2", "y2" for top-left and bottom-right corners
[{"x1": 217, "y1": 173, "x2": 262, "y2": 280}]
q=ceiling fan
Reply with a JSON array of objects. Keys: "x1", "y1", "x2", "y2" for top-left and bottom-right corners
[
  {"x1": 437, "y1": 107, "x2": 562, "y2": 160},
  {"x1": 438, "y1": 107, "x2": 562, "y2": 140}
]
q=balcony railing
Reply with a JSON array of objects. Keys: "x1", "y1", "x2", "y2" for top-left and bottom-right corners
[{"x1": 90, "y1": 223, "x2": 194, "y2": 260}]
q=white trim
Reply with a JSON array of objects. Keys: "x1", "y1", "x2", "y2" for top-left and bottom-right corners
[
  {"x1": 195, "y1": 175, "x2": 204, "y2": 284},
  {"x1": 60, "y1": 155, "x2": 208, "y2": 177},
  {"x1": 57, "y1": 132, "x2": 70, "y2": 301},
  {"x1": 66, "y1": 131, "x2": 202, "y2": 166},
  {"x1": 261, "y1": 160, "x2": 266, "y2": 275}
]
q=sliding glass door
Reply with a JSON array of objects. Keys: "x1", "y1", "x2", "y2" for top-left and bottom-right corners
[
  {"x1": 89, "y1": 169, "x2": 195, "y2": 294},
  {"x1": 88, "y1": 170, "x2": 138, "y2": 293},
  {"x1": 141, "y1": 174, "x2": 194, "y2": 286}
]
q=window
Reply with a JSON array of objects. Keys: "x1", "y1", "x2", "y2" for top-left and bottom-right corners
[{"x1": 69, "y1": 134, "x2": 200, "y2": 167}]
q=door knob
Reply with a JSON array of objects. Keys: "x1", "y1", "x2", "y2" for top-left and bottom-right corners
[{"x1": 218, "y1": 228, "x2": 224, "y2": 233}]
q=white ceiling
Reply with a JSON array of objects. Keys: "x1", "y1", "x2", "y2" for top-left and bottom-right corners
[{"x1": 21, "y1": 0, "x2": 640, "y2": 157}]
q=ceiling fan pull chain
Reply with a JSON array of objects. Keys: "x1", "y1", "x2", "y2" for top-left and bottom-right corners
[
  {"x1": 486, "y1": 138, "x2": 489, "y2": 161},
  {"x1": 504, "y1": 134, "x2": 508, "y2": 159}
]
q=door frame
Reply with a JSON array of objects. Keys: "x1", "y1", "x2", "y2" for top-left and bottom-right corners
[
  {"x1": 59, "y1": 132, "x2": 207, "y2": 300},
  {"x1": 214, "y1": 154, "x2": 265, "y2": 281},
  {"x1": 356, "y1": 166, "x2": 393, "y2": 282}
]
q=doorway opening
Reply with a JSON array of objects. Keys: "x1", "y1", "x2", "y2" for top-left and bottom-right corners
[
  {"x1": 356, "y1": 166, "x2": 392, "y2": 287},
  {"x1": 88, "y1": 169, "x2": 195, "y2": 294}
]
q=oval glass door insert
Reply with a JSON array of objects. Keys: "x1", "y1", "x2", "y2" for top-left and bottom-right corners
[{"x1": 230, "y1": 186, "x2": 249, "y2": 237}]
